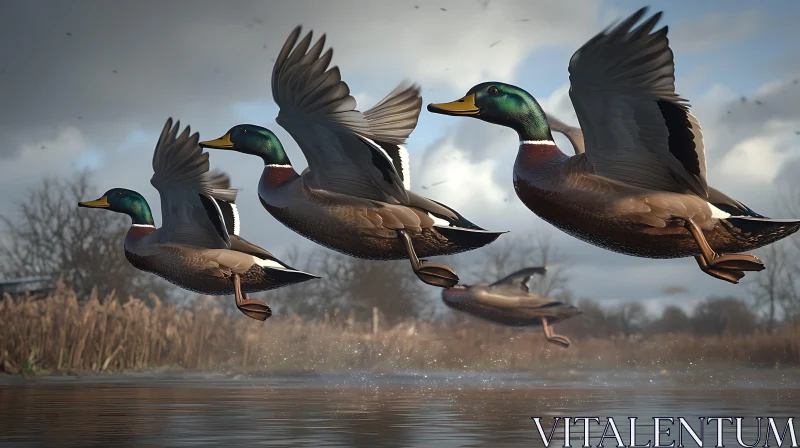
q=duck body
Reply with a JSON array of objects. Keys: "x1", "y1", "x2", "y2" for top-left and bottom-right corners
[
  {"x1": 443, "y1": 286, "x2": 578, "y2": 327},
  {"x1": 257, "y1": 165, "x2": 500, "y2": 260},
  {"x1": 442, "y1": 268, "x2": 581, "y2": 347},
  {"x1": 123, "y1": 228, "x2": 311, "y2": 295},
  {"x1": 513, "y1": 144, "x2": 799, "y2": 259}
]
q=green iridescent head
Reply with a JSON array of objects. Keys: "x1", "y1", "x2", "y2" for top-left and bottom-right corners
[
  {"x1": 199, "y1": 124, "x2": 290, "y2": 165},
  {"x1": 427, "y1": 82, "x2": 553, "y2": 141},
  {"x1": 78, "y1": 188, "x2": 154, "y2": 226}
]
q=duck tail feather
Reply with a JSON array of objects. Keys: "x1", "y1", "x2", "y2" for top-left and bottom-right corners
[{"x1": 725, "y1": 216, "x2": 800, "y2": 240}]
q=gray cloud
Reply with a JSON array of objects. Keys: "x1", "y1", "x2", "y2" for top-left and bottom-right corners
[
  {"x1": 670, "y1": 10, "x2": 764, "y2": 54},
  {"x1": 0, "y1": 0, "x2": 597, "y2": 156}
]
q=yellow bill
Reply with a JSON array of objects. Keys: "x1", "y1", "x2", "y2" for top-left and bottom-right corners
[
  {"x1": 427, "y1": 93, "x2": 480, "y2": 116},
  {"x1": 78, "y1": 196, "x2": 110, "y2": 208},
  {"x1": 199, "y1": 133, "x2": 234, "y2": 149}
]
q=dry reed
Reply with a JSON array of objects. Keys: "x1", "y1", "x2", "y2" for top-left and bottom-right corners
[{"x1": 1, "y1": 286, "x2": 798, "y2": 376}]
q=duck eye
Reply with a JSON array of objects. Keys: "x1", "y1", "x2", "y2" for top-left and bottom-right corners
[
  {"x1": 116, "y1": 192, "x2": 122, "y2": 197},
  {"x1": 488, "y1": 86, "x2": 499, "y2": 95},
  {"x1": 241, "y1": 129, "x2": 248, "y2": 134}
]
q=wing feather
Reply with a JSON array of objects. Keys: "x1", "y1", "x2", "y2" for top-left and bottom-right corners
[
  {"x1": 272, "y1": 26, "x2": 409, "y2": 203},
  {"x1": 150, "y1": 118, "x2": 236, "y2": 249},
  {"x1": 568, "y1": 7, "x2": 708, "y2": 198},
  {"x1": 489, "y1": 267, "x2": 547, "y2": 293}
]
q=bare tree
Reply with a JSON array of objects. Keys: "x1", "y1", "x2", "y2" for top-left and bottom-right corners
[
  {"x1": 267, "y1": 246, "x2": 424, "y2": 324},
  {"x1": 557, "y1": 298, "x2": 619, "y2": 338},
  {"x1": 0, "y1": 172, "x2": 171, "y2": 300},
  {"x1": 779, "y1": 186, "x2": 800, "y2": 253},
  {"x1": 776, "y1": 187, "x2": 800, "y2": 321},
  {"x1": 319, "y1": 252, "x2": 423, "y2": 324},
  {"x1": 749, "y1": 243, "x2": 794, "y2": 332},
  {"x1": 609, "y1": 302, "x2": 651, "y2": 337},
  {"x1": 690, "y1": 296, "x2": 758, "y2": 336},
  {"x1": 653, "y1": 305, "x2": 691, "y2": 334},
  {"x1": 260, "y1": 245, "x2": 324, "y2": 317}
]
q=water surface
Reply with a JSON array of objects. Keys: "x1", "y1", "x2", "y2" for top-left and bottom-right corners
[{"x1": 1, "y1": 368, "x2": 797, "y2": 447}]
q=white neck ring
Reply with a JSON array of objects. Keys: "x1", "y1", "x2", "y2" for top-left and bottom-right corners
[{"x1": 520, "y1": 140, "x2": 556, "y2": 146}]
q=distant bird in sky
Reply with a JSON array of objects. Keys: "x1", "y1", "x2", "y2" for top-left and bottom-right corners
[
  {"x1": 441, "y1": 7, "x2": 447, "y2": 11},
  {"x1": 662, "y1": 285, "x2": 689, "y2": 295},
  {"x1": 740, "y1": 96, "x2": 747, "y2": 103},
  {"x1": 755, "y1": 100, "x2": 763, "y2": 105},
  {"x1": 489, "y1": 40, "x2": 501, "y2": 48},
  {"x1": 421, "y1": 179, "x2": 450, "y2": 190}
]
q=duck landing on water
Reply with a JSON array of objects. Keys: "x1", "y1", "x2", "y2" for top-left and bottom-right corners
[{"x1": 442, "y1": 268, "x2": 582, "y2": 348}]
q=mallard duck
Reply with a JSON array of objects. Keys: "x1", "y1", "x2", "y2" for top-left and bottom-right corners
[
  {"x1": 199, "y1": 27, "x2": 504, "y2": 288},
  {"x1": 428, "y1": 8, "x2": 800, "y2": 284},
  {"x1": 442, "y1": 267, "x2": 581, "y2": 347},
  {"x1": 78, "y1": 118, "x2": 318, "y2": 321}
]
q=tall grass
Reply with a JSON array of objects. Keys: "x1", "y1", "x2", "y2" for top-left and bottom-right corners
[{"x1": 1, "y1": 286, "x2": 799, "y2": 375}]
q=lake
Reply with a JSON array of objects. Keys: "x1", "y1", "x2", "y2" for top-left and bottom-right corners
[{"x1": 1, "y1": 368, "x2": 798, "y2": 447}]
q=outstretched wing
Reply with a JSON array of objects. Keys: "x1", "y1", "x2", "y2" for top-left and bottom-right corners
[
  {"x1": 150, "y1": 118, "x2": 237, "y2": 249},
  {"x1": 272, "y1": 26, "x2": 409, "y2": 203},
  {"x1": 489, "y1": 267, "x2": 547, "y2": 293},
  {"x1": 568, "y1": 7, "x2": 708, "y2": 198},
  {"x1": 362, "y1": 82, "x2": 421, "y2": 190}
]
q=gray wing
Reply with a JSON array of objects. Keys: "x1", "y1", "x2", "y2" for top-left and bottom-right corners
[
  {"x1": 272, "y1": 26, "x2": 409, "y2": 203},
  {"x1": 547, "y1": 114, "x2": 585, "y2": 155},
  {"x1": 150, "y1": 118, "x2": 238, "y2": 249},
  {"x1": 489, "y1": 267, "x2": 547, "y2": 293},
  {"x1": 363, "y1": 82, "x2": 422, "y2": 144},
  {"x1": 568, "y1": 7, "x2": 708, "y2": 198},
  {"x1": 362, "y1": 82, "x2": 422, "y2": 190}
]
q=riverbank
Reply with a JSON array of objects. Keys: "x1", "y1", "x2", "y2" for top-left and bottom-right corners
[{"x1": 2, "y1": 288, "x2": 799, "y2": 376}]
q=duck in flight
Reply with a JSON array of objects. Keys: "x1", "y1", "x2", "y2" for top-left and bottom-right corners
[
  {"x1": 442, "y1": 267, "x2": 581, "y2": 348},
  {"x1": 200, "y1": 26, "x2": 504, "y2": 288},
  {"x1": 428, "y1": 8, "x2": 800, "y2": 284},
  {"x1": 79, "y1": 118, "x2": 318, "y2": 321}
]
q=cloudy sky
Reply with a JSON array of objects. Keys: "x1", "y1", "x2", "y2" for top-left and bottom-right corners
[{"x1": 2, "y1": 0, "x2": 799, "y2": 312}]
